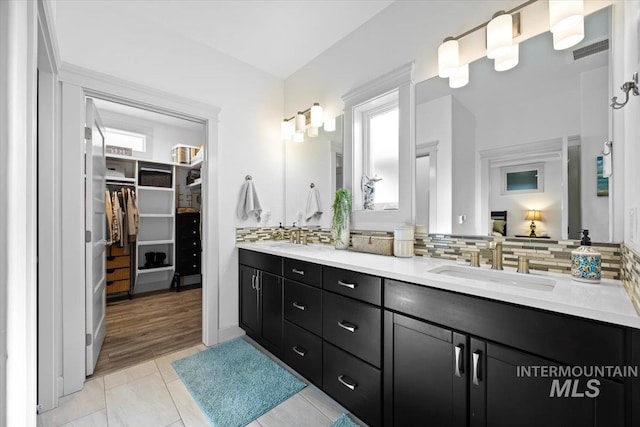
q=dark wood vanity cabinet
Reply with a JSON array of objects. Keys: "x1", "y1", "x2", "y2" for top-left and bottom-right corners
[{"x1": 239, "y1": 251, "x2": 283, "y2": 358}]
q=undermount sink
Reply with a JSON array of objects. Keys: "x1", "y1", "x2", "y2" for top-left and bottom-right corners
[{"x1": 428, "y1": 265, "x2": 556, "y2": 291}]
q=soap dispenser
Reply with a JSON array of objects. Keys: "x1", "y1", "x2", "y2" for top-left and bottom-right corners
[{"x1": 571, "y1": 229, "x2": 601, "y2": 283}]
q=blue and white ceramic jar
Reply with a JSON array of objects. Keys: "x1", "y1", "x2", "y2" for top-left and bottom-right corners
[{"x1": 571, "y1": 245, "x2": 601, "y2": 284}]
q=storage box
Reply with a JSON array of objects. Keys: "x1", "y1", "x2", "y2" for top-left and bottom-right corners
[
  {"x1": 139, "y1": 167, "x2": 172, "y2": 187},
  {"x1": 350, "y1": 235, "x2": 394, "y2": 256},
  {"x1": 172, "y1": 144, "x2": 201, "y2": 165}
]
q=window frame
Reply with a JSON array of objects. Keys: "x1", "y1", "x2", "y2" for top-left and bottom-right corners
[{"x1": 500, "y1": 163, "x2": 544, "y2": 195}]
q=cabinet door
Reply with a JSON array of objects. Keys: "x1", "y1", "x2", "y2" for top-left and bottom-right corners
[
  {"x1": 470, "y1": 339, "x2": 624, "y2": 427},
  {"x1": 260, "y1": 271, "x2": 283, "y2": 355},
  {"x1": 239, "y1": 265, "x2": 260, "y2": 336},
  {"x1": 384, "y1": 311, "x2": 467, "y2": 427}
]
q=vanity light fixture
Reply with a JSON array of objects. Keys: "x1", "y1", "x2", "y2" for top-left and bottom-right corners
[
  {"x1": 549, "y1": 0, "x2": 584, "y2": 50},
  {"x1": 525, "y1": 209, "x2": 542, "y2": 237},
  {"x1": 438, "y1": 37, "x2": 460, "y2": 78},
  {"x1": 307, "y1": 126, "x2": 319, "y2": 138},
  {"x1": 494, "y1": 43, "x2": 519, "y2": 72},
  {"x1": 295, "y1": 111, "x2": 306, "y2": 133},
  {"x1": 281, "y1": 119, "x2": 293, "y2": 140},
  {"x1": 487, "y1": 12, "x2": 513, "y2": 60},
  {"x1": 323, "y1": 115, "x2": 336, "y2": 132},
  {"x1": 293, "y1": 131, "x2": 304, "y2": 143},
  {"x1": 310, "y1": 103, "x2": 323, "y2": 128},
  {"x1": 449, "y1": 63, "x2": 470, "y2": 89}
]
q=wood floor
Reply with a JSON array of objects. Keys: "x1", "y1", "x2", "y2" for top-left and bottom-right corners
[{"x1": 92, "y1": 288, "x2": 202, "y2": 378}]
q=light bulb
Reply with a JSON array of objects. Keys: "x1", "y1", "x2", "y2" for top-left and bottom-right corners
[
  {"x1": 438, "y1": 38, "x2": 459, "y2": 78},
  {"x1": 310, "y1": 103, "x2": 323, "y2": 128},
  {"x1": 449, "y1": 63, "x2": 469, "y2": 89},
  {"x1": 487, "y1": 13, "x2": 513, "y2": 59}
]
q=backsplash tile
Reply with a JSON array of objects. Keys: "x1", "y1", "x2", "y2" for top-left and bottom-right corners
[
  {"x1": 621, "y1": 245, "x2": 640, "y2": 314},
  {"x1": 236, "y1": 227, "x2": 622, "y2": 280}
]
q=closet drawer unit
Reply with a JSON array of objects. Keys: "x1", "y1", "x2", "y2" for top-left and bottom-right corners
[
  {"x1": 179, "y1": 254, "x2": 201, "y2": 275},
  {"x1": 283, "y1": 258, "x2": 322, "y2": 288},
  {"x1": 177, "y1": 216, "x2": 200, "y2": 232},
  {"x1": 106, "y1": 279, "x2": 130, "y2": 295},
  {"x1": 179, "y1": 238, "x2": 201, "y2": 251},
  {"x1": 106, "y1": 267, "x2": 130, "y2": 282},
  {"x1": 323, "y1": 292, "x2": 381, "y2": 368},
  {"x1": 323, "y1": 267, "x2": 382, "y2": 306},
  {"x1": 283, "y1": 321, "x2": 322, "y2": 387},
  {"x1": 284, "y1": 280, "x2": 322, "y2": 336},
  {"x1": 109, "y1": 245, "x2": 130, "y2": 256},
  {"x1": 323, "y1": 342, "x2": 381, "y2": 427},
  {"x1": 106, "y1": 255, "x2": 130, "y2": 269},
  {"x1": 179, "y1": 227, "x2": 200, "y2": 240}
]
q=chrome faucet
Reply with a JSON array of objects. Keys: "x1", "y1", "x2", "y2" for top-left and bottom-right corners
[
  {"x1": 289, "y1": 222, "x2": 302, "y2": 244},
  {"x1": 272, "y1": 223, "x2": 285, "y2": 240},
  {"x1": 487, "y1": 241, "x2": 503, "y2": 270}
]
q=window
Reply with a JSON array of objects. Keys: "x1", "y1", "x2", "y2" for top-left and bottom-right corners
[
  {"x1": 355, "y1": 90, "x2": 400, "y2": 210},
  {"x1": 501, "y1": 163, "x2": 544, "y2": 194},
  {"x1": 105, "y1": 127, "x2": 147, "y2": 152}
]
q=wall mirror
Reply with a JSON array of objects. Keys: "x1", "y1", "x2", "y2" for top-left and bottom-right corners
[
  {"x1": 285, "y1": 116, "x2": 344, "y2": 228},
  {"x1": 414, "y1": 6, "x2": 614, "y2": 241}
]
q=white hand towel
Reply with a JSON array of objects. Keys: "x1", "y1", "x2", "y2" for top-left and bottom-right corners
[
  {"x1": 237, "y1": 180, "x2": 262, "y2": 221},
  {"x1": 305, "y1": 187, "x2": 323, "y2": 221}
]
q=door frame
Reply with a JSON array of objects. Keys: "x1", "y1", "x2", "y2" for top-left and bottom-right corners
[{"x1": 57, "y1": 65, "x2": 221, "y2": 395}]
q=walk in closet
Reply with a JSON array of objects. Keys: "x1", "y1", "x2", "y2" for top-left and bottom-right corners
[{"x1": 92, "y1": 98, "x2": 207, "y2": 376}]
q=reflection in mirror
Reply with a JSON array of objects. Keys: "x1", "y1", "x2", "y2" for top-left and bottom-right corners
[
  {"x1": 285, "y1": 116, "x2": 343, "y2": 228},
  {"x1": 415, "y1": 7, "x2": 612, "y2": 241}
]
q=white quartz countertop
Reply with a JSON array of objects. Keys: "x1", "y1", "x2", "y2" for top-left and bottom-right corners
[{"x1": 237, "y1": 241, "x2": 640, "y2": 330}]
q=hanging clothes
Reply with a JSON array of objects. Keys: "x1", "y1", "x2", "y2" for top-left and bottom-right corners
[
  {"x1": 105, "y1": 190, "x2": 114, "y2": 243},
  {"x1": 106, "y1": 185, "x2": 139, "y2": 246},
  {"x1": 126, "y1": 188, "x2": 139, "y2": 240}
]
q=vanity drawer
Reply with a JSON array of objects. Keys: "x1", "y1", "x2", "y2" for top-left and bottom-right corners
[
  {"x1": 323, "y1": 266, "x2": 382, "y2": 306},
  {"x1": 239, "y1": 249, "x2": 282, "y2": 276},
  {"x1": 283, "y1": 321, "x2": 322, "y2": 387},
  {"x1": 323, "y1": 292, "x2": 381, "y2": 368},
  {"x1": 284, "y1": 280, "x2": 322, "y2": 336},
  {"x1": 323, "y1": 342, "x2": 381, "y2": 427},
  {"x1": 283, "y1": 258, "x2": 322, "y2": 288}
]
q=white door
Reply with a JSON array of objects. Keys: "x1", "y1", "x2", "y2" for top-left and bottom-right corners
[{"x1": 85, "y1": 98, "x2": 107, "y2": 376}]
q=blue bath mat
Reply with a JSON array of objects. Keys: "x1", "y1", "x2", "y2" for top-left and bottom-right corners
[
  {"x1": 172, "y1": 338, "x2": 306, "y2": 426},
  {"x1": 329, "y1": 413, "x2": 360, "y2": 427}
]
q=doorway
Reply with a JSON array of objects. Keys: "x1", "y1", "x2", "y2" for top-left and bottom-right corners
[{"x1": 89, "y1": 98, "x2": 207, "y2": 377}]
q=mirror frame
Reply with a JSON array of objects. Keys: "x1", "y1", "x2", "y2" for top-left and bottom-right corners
[{"x1": 342, "y1": 62, "x2": 415, "y2": 230}]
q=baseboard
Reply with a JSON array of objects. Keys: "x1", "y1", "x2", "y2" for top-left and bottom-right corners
[{"x1": 218, "y1": 325, "x2": 245, "y2": 344}]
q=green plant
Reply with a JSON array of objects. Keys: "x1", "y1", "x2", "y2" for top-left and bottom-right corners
[{"x1": 331, "y1": 188, "x2": 352, "y2": 237}]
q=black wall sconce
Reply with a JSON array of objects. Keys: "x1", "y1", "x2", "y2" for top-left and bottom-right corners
[{"x1": 611, "y1": 72, "x2": 638, "y2": 110}]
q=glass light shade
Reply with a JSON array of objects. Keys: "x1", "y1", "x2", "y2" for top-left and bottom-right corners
[
  {"x1": 438, "y1": 39, "x2": 459, "y2": 78},
  {"x1": 552, "y1": 16, "x2": 584, "y2": 50},
  {"x1": 549, "y1": 0, "x2": 584, "y2": 34},
  {"x1": 281, "y1": 120, "x2": 293, "y2": 140},
  {"x1": 293, "y1": 131, "x2": 304, "y2": 143},
  {"x1": 487, "y1": 13, "x2": 513, "y2": 59},
  {"x1": 449, "y1": 63, "x2": 469, "y2": 89},
  {"x1": 307, "y1": 126, "x2": 318, "y2": 137},
  {"x1": 323, "y1": 115, "x2": 336, "y2": 132},
  {"x1": 525, "y1": 210, "x2": 542, "y2": 221},
  {"x1": 310, "y1": 103, "x2": 323, "y2": 128},
  {"x1": 494, "y1": 43, "x2": 519, "y2": 71},
  {"x1": 295, "y1": 112, "x2": 306, "y2": 133}
]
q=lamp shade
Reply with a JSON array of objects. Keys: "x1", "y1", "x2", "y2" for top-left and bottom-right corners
[
  {"x1": 449, "y1": 63, "x2": 469, "y2": 89},
  {"x1": 281, "y1": 119, "x2": 293, "y2": 140},
  {"x1": 295, "y1": 112, "x2": 306, "y2": 133},
  {"x1": 307, "y1": 126, "x2": 318, "y2": 138},
  {"x1": 494, "y1": 43, "x2": 519, "y2": 71},
  {"x1": 293, "y1": 131, "x2": 304, "y2": 143},
  {"x1": 323, "y1": 115, "x2": 336, "y2": 132},
  {"x1": 310, "y1": 103, "x2": 323, "y2": 128},
  {"x1": 525, "y1": 210, "x2": 541, "y2": 221},
  {"x1": 438, "y1": 38, "x2": 459, "y2": 78},
  {"x1": 549, "y1": 0, "x2": 584, "y2": 50},
  {"x1": 487, "y1": 13, "x2": 513, "y2": 59}
]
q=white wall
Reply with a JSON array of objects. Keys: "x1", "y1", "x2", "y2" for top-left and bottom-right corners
[
  {"x1": 451, "y1": 97, "x2": 476, "y2": 235},
  {"x1": 54, "y1": 4, "x2": 284, "y2": 336}
]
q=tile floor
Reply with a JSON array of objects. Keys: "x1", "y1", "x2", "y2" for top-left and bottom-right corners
[{"x1": 38, "y1": 337, "x2": 364, "y2": 427}]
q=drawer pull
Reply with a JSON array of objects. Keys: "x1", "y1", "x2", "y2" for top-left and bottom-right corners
[
  {"x1": 338, "y1": 321, "x2": 357, "y2": 333},
  {"x1": 291, "y1": 268, "x2": 305, "y2": 276},
  {"x1": 292, "y1": 302, "x2": 307, "y2": 311},
  {"x1": 472, "y1": 351, "x2": 481, "y2": 386},
  {"x1": 454, "y1": 345, "x2": 464, "y2": 377},
  {"x1": 292, "y1": 346, "x2": 307, "y2": 357},
  {"x1": 337, "y1": 375, "x2": 357, "y2": 391},
  {"x1": 337, "y1": 280, "x2": 356, "y2": 289}
]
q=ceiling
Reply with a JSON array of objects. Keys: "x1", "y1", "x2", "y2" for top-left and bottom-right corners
[{"x1": 54, "y1": 0, "x2": 394, "y2": 79}]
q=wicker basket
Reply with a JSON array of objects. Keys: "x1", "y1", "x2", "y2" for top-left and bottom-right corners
[
  {"x1": 350, "y1": 235, "x2": 394, "y2": 256},
  {"x1": 139, "y1": 167, "x2": 172, "y2": 187}
]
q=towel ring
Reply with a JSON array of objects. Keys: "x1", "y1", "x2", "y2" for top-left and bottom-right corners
[
  {"x1": 245, "y1": 175, "x2": 252, "y2": 181},
  {"x1": 310, "y1": 182, "x2": 315, "y2": 188}
]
